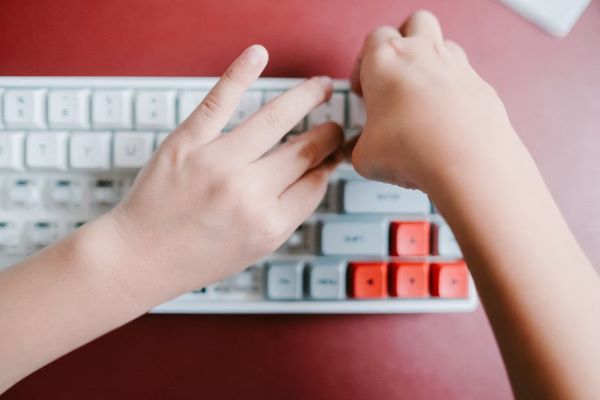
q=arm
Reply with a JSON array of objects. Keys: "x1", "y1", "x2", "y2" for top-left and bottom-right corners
[
  {"x1": 0, "y1": 45, "x2": 343, "y2": 392},
  {"x1": 349, "y1": 11, "x2": 600, "y2": 400}
]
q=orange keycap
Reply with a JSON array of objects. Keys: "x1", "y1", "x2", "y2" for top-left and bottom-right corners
[
  {"x1": 349, "y1": 262, "x2": 388, "y2": 298},
  {"x1": 389, "y1": 262, "x2": 430, "y2": 298},
  {"x1": 430, "y1": 261, "x2": 469, "y2": 298},
  {"x1": 390, "y1": 221, "x2": 431, "y2": 256}
]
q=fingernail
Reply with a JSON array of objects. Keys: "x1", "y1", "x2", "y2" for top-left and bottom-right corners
[{"x1": 243, "y1": 44, "x2": 267, "y2": 66}]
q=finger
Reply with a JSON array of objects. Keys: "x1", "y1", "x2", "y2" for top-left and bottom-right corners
[
  {"x1": 278, "y1": 158, "x2": 339, "y2": 228},
  {"x1": 445, "y1": 39, "x2": 469, "y2": 63},
  {"x1": 256, "y1": 122, "x2": 343, "y2": 193},
  {"x1": 400, "y1": 10, "x2": 443, "y2": 43},
  {"x1": 352, "y1": 26, "x2": 402, "y2": 95},
  {"x1": 217, "y1": 76, "x2": 333, "y2": 161},
  {"x1": 177, "y1": 44, "x2": 268, "y2": 145}
]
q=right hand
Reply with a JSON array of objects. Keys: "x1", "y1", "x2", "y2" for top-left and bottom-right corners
[{"x1": 350, "y1": 10, "x2": 519, "y2": 192}]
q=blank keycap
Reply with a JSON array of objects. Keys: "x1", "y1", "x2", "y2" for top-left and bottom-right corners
[
  {"x1": 308, "y1": 92, "x2": 345, "y2": 128},
  {"x1": 48, "y1": 90, "x2": 90, "y2": 129},
  {"x1": 309, "y1": 261, "x2": 346, "y2": 299},
  {"x1": 0, "y1": 131, "x2": 25, "y2": 171},
  {"x1": 349, "y1": 261, "x2": 387, "y2": 298},
  {"x1": 390, "y1": 221, "x2": 431, "y2": 256},
  {"x1": 178, "y1": 90, "x2": 208, "y2": 123},
  {"x1": 135, "y1": 90, "x2": 176, "y2": 130},
  {"x1": 92, "y1": 90, "x2": 133, "y2": 129},
  {"x1": 342, "y1": 180, "x2": 430, "y2": 214},
  {"x1": 266, "y1": 261, "x2": 303, "y2": 300},
  {"x1": 431, "y1": 262, "x2": 469, "y2": 298},
  {"x1": 321, "y1": 221, "x2": 387, "y2": 256},
  {"x1": 113, "y1": 131, "x2": 155, "y2": 168},
  {"x1": 226, "y1": 91, "x2": 262, "y2": 129},
  {"x1": 3, "y1": 89, "x2": 46, "y2": 129},
  {"x1": 434, "y1": 223, "x2": 462, "y2": 257},
  {"x1": 70, "y1": 132, "x2": 112, "y2": 170},
  {"x1": 389, "y1": 263, "x2": 429, "y2": 298},
  {"x1": 26, "y1": 132, "x2": 69, "y2": 170}
]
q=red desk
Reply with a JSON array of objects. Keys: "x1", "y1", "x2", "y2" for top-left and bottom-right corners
[{"x1": 2, "y1": 1, "x2": 599, "y2": 399}]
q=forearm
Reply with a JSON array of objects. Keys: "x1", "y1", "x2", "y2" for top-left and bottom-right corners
[
  {"x1": 0, "y1": 215, "x2": 155, "y2": 392},
  {"x1": 428, "y1": 132, "x2": 600, "y2": 399}
]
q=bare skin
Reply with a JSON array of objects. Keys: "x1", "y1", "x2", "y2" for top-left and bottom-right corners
[{"x1": 0, "y1": 10, "x2": 599, "y2": 400}]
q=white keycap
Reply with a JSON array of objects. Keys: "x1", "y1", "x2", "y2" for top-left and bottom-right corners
[
  {"x1": 92, "y1": 179, "x2": 121, "y2": 207},
  {"x1": 135, "y1": 90, "x2": 176, "y2": 130},
  {"x1": 0, "y1": 221, "x2": 22, "y2": 249},
  {"x1": 178, "y1": 90, "x2": 208, "y2": 123},
  {"x1": 29, "y1": 221, "x2": 59, "y2": 248},
  {"x1": 263, "y1": 91, "x2": 304, "y2": 132},
  {"x1": 69, "y1": 132, "x2": 112, "y2": 170},
  {"x1": 49, "y1": 179, "x2": 83, "y2": 207},
  {"x1": 8, "y1": 179, "x2": 41, "y2": 208},
  {"x1": 0, "y1": 131, "x2": 25, "y2": 171},
  {"x1": 436, "y1": 223, "x2": 462, "y2": 257},
  {"x1": 348, "y1": 93, "x2": 366, "y2": 129},
  {"x1": 92, "y1": 90, "x2": 133, "y2": 129},
  {"x1": 26, "y1": 132, "x2": 68, "y2": 170},
  {"x1": 309, "y1": 261, "x2": 346, "y2": 299},
  {"x1": 3, "y1": 89, "x2": 46, "y2": 129},
  {"x1": 321, "y1": 220, "x2": 387, "y2": 256},
  {"x1": 0, "y1": 89, "x2": 4, "y2": 128},
  {"x1": 308, "y1": 92, "x2": 345, "y2": 128},
  {"x1": 226, "y1": 91, "x2": 262, "y2": 129},
  {"x1": 342, "y1": 180, "x2": 430, "y2": 214},
  {"x1": 266, "y1": 261, "x2": 304, "y2": 299},
  {"x1": 155, "y1": 132, "x2": 170, "y2": 148},
  {"x1": 48, "y1": 90, "x2": 90, "y2": 129},
  {"x1": 113, "y1": 131, "x2": 155, "y2": 168}
]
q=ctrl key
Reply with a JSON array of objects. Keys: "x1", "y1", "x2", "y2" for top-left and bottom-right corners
[
  {"x1": 430, "y1": 261, "x2": 469, "y2": 298},
  {"x1": 266, "y1": 261, "x2": 304, "y2": 300}
]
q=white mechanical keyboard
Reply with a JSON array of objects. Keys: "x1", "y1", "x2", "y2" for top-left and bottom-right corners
[{"x1": 0, "y1": 77, "x2": 477, "y2": 314}]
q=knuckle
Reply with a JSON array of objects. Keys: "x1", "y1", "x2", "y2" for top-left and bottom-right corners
[
  {"x1": 197, "y1": 93, "x2": 225, "y2": 120},
  {"x1": 262, "y1": 103, "x2": 286, "y2": 130},
  {"x1": 298, "y1": 140, "x2": 321, "y2": 162}
]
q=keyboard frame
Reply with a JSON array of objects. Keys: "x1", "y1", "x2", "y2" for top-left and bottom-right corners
[{"x1": 0, "y1": 76, "x2": 479, "y2": 314}]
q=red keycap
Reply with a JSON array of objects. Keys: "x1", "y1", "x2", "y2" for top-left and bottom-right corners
[
  {"x1": 389, "y1": 262, "x2": 430, "y2": 298},
  {"x1": 390, "y1": 221, "x2": 431, "y2": 256},
  {"x1": 349, "y1": 262, "x2": 388, "y2": 298},
  {"x1": 430, "y1": 261, "x2": 469, "y2": 298}
]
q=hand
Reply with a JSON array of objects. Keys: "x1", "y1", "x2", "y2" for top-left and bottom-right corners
[
  {"x1": 350, "y1": 11, "x2": 518, "y2": 192},
  {"x1": 107, "y1": 45, "x2": 343, "y2": 302}
]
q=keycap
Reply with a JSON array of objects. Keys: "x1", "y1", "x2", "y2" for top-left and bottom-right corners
[
  {"x1": 29, "y1": 221, "x2": 59, "y2": 248},
  {"x1": 342, "y1": 180, "x2": 430, "y2": 214},
  {"x1": 266, "y1": 261, "x2": 303, "y2": 300},
  {"x1": 49, "y1": 179, "x2": 83, "y2": 208},
  {"x1": 0, "y1": 131, "x2": 25, "y2": 171},
  {"x1": 178, "y1": 90, "x2": 208, "y2": 123},
  {"x1": 308, "y1": 92, "x2": 345, "y2": 128},
  {"x1": 0, "y1": 221, "x2": 21, "y2": 250},
  {"x1": 48, "y1": 90, "x2": 90, "y2": 129},
  {"x1": 135, "y1": 90, "x2": 176, "y2": 130},
  {"x1": 91, "y1": 179, "x2": 121, "y2": 207},
  {"x1": 92, "y1": 90, "x2": 133, "y2": 129},
  {"x1": 434, "y1": 223, "x2": 462, "y2": 257},
  {"x1": 226, "y1": 91, "x2": 262, "y2": 129},
  {"x1": 321, "y1": 220, "x2": 387, "y2": 256},
  {"x1": 349, "y1": 261, "x2": 387, "y2": 298},
  {"x1": 308, "y1": 261, "x2": 346, "y2": 299},
  {"x1": 155, "y1": 132, "x2": 170, "y2": 148},
  {"x1": 264, "y1": 91, "x2": 304, "y2": 132},
  {"x1": 113, "y1": 132, "x2": 155, "y2": 168},
  {"x1": 7, "y1": 179, "x2": 41, "y2": 208},
  {"x1": 390, "y1": 221, "x2": 431, "y2": 256},
  {"x1": 348, "y1": 93, "x2": 366, "y2": 129},
  {"x1": 3, "y1": 89, "x2": 46, "y2": 129},
  {"x1": 0, "y1": 89, "x2": 4, "y2": 128},
  {"x1": 69, "y1": 132, "x2": 112, "y2": 170},
  {"x1": 389, "y1": 263, "x2": 430, "y2": 298},
  {"x1": 430, "y1": 262, "x2": 469, "y2": 298},
  {"x1": 26, "y1": 132, "x2": 69, "y2": 170}
]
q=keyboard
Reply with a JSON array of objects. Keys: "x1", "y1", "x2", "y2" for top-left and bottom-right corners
[{"x1": 0, "y1": 77, "x2": 477, "y2": 314}]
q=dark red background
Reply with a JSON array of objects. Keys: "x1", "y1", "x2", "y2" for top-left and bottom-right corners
[{"x1": 1, "y1": 1, "x2": 599, "y2": 399}]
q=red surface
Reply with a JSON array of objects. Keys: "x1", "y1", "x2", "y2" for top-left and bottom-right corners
[
  {"x1": 390, "y1": 221, "x2": 431, "y2": 256},
  {"x1": 349, "y1": 262, "x2": 389, "y2": 298},
  {"x1": 431, "y1": 262, "x2": 469, "y2": 299},
  {"x1": 1, "y1": 0, "x2": 600, "y2": 399},
  {"x1": 389, "y1": 262, "x2": 430, "y2": 298}
]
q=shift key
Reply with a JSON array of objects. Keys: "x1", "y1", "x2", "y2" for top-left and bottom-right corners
[
  {"x1": 321, "y1": 221, "x2": 387, "y2": 256},
  {"x1": 342, "y1": 180, "x2": 430, "y2": 214}
]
